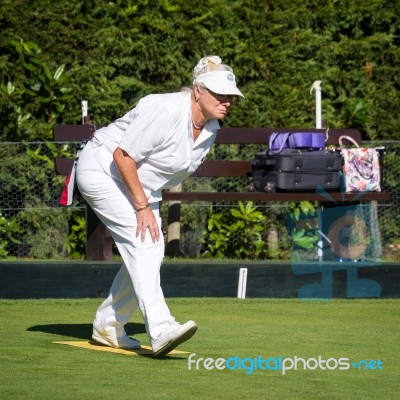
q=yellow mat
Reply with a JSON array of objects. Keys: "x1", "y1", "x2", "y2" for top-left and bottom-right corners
[{"x1": 54, "y1": 340, "x2": 189, "y2": 356}]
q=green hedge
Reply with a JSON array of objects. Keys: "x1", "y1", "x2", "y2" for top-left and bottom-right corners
[{"x1": 1, "y1": 0, "x2": 399, "y2": 140}]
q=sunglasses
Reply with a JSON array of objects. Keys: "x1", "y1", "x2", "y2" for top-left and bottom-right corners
[{"x1": 207, "y1": 89, "x2": 237, "y2": 103}]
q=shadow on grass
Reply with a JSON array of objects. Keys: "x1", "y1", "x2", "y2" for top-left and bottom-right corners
[
  {"x1": 27, "y1": 323, "x2": 187, "y2": 360},
  {"x1": 26, "y1": 322, "x2": 147, "y2": 340}
]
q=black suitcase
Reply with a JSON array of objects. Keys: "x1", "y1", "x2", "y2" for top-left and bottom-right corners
[
  {"x1": 251, "y1": 149, "x2": 342, "y2": 192},
  {"x1": 274, "y1": 171, "x2": 340, "y2": 190},
  {"x1": 271, "y1": 149, "x2": 342, "y2": 171}
]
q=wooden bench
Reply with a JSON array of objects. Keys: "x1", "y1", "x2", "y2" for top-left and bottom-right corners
[{"x1": 54, "y1": 125, "x2": 391, "y2": 260}]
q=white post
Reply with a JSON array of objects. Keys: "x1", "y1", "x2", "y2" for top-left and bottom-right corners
[
  {"x1": 82, "y1": 100, "x2": 88, "y2": 124},
  {"x1": 310, "y1": 81, "x2": 322, "y2": 129},
  {"x1": 237, "y1": 268, "x2": 248, "y2": 299}
]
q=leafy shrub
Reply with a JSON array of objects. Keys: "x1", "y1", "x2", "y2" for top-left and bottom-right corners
[{"x1": 202, "y1": 201, "x2": 268, "y2": 259}]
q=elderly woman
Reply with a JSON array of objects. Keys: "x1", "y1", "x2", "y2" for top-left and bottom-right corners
[{"x1": 76, "y1": 55, "x2": 244, "y2": 357}]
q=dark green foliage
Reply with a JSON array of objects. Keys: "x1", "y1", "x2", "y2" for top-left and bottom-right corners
[
  {"x1": 1, "y1": 0, "x2": 399, "y2": 139},
  {"x1": 202, "y1": 201, "x2": 269, "y2": 259},
  {"x1": 0, "y1": 212, "x2": 21, "y2": 258},
  {"x1": 66, "y1": 212, "x2": 86, "y2": 260},
  {"x1": 0, "y1": 39, "x2": 71, "y2": 141}
]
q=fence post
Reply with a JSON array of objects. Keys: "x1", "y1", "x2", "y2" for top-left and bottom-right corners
[
  {"x1": 85, "y1": 206, "x2": 113, "y2": 261},
  {"x1": 165, "y1": 184, "x2": 183, "y2": 257}
]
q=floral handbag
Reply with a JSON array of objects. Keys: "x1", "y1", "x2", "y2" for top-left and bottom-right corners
[{"x1": 339, "y1": 135, "x2": 381, "y2": 192}]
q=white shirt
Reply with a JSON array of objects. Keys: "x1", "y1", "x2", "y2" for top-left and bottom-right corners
[{"x1": 92, "y1": 91, "x2": 219, "y2": 202}]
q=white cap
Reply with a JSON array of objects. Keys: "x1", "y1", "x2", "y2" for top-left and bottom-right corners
[
  {"x1": 193, "y1": 71, "x2": 244, "y2": 98},
  {"x1": 192, "y1": 56, "x2": 244, "y2": 98}
]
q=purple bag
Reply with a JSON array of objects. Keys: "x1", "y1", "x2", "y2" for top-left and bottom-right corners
[{"x1": 269, "y1": 132, "x2": 326, "y2": 154}]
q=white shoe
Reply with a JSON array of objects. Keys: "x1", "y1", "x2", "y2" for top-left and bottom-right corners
[
  {"x1": 92, "y1": 326, "x2": 141, "y2": 350},
  {"x1": 152, "y1": 320, "x2": 198, "y2": 358}
]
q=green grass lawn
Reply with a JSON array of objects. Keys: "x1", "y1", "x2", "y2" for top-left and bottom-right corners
[{"x1": 0, "y1": 298, "x2": 399, "y2": 400}]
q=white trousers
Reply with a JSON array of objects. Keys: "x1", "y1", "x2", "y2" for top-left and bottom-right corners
[{"x1": 76, "y1": 142, "x2": 174, "y2": 342}]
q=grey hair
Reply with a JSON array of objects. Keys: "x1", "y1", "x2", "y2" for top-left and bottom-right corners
[{"x1": 182, "y1": 55, "x2": 233, "y2": 92}]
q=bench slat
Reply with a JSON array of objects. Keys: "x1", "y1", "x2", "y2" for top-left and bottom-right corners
[
  {"x1": 55, "y1": 158, "x2": 74, "y2": 175},
  {"x1": 53, "y1": 125, "x2": 361, "y2": 145},
  {"x1": 162, "y1": 191, "x2": 392, "y2": 202},
  {"x1": 54, "y1": 124, "x2": 97, "y2": 141},
  {"x1": 214, "y1": 128, "x2": 361, "y2": 145},
  {"x1": 55, "y1": 158, "x2": 253, "y2": 177},
  {"x1": 193, "y1": 160, "x2": 252, "y2": 177}
]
